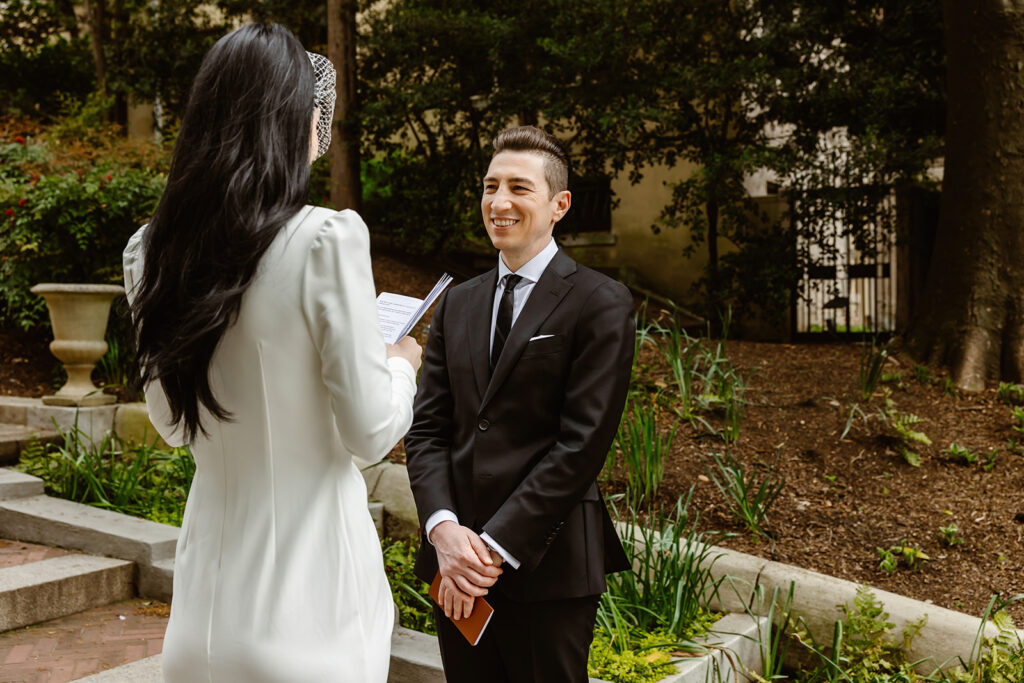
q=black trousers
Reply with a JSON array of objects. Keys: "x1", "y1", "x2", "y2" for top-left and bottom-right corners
[{"x1": 434, "y1": 591, "x2": 600, "y2": 683}]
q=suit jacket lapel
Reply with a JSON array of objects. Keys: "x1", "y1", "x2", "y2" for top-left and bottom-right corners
[
  {"x1": 464, "y1": 269, "x2": 498, "y2": 401},
  {"x1": 481, "y1": 250, "x2": 577, "y2": 411}
]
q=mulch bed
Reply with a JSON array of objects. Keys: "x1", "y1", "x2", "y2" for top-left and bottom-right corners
[
  {"x1": 608, "y1": 337, "x2": 1024, "y2": 625},
  {"x1": 4, "y1": 249, "x2": 1022, "y2": 626}
]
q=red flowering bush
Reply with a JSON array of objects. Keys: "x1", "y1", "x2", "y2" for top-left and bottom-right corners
[{"x1": 0, "y1": 122, "x2": 167, "y2": 329}]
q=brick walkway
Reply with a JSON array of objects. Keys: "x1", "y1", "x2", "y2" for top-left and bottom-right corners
[
  {"x1": 0, "y1": 539, "x2": 73, "y2": 569},
  {"x1": 0, "y1": 598, "x2": 168, "y2": 682}
]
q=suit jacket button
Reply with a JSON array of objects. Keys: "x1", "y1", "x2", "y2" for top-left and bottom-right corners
[{"x1": 478, "y1": 419, "x2": 490, "y2": 431}]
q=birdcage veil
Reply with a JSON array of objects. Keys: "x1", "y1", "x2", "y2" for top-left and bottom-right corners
[{"x1": 307, "y1": 52, "x2": 336, "y2": 159}]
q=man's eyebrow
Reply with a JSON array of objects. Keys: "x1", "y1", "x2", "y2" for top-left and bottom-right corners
[{"x1": 482, "y1": 176, "x2": 536, "y2": 185}]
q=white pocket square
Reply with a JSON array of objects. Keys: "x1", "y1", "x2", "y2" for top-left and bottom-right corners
[{"x1": 529, "y1": 334, "x2": 555, "y2": 341}]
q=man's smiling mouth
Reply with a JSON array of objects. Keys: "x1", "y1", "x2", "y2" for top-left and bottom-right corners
[{"x1": 491, "y1": 218, "x2": 519, "y2": 227}]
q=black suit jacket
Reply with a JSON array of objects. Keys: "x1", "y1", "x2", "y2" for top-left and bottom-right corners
[{"x1": 405, "y1": 249, "x2": 633, "y2": 602}]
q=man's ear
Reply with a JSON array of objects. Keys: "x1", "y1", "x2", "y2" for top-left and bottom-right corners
[{"x1": 551, "y1": 190, "x2": 572, "y2": 223}]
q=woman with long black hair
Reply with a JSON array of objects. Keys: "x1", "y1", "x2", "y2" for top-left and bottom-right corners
[{"x1": 123, "y1": 23, "x2": 421, "y2": 682}]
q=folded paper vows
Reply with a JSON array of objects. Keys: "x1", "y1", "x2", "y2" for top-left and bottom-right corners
[
  {"x1": 429, "y1": 571, "x2": 494, "y2": 647},
  {"x1": 376, "y1": 273, "x2": 453, "y2": 344}
]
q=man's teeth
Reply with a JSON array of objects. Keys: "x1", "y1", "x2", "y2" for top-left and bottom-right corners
[{"x1": 492, "y1": 218, "x2": 518, "y2": 227}]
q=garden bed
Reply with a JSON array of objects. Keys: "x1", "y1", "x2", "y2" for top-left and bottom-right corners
[{"x1": 609, "y1": 337, "x2": 1024, "y2": 625}]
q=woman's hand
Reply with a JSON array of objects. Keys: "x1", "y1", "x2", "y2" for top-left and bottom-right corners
[{"x1": 386, "y1": 335, "x2": 423, "y2": 373}]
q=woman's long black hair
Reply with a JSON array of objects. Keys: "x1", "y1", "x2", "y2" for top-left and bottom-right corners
[{"x1": 130, "y1": 23, "x2": 315, "y2": 443}]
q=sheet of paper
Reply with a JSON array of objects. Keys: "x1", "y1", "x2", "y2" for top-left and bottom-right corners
[
  {"x1": 376, "y1": 273, "x2": 454, "y2": 344},
  {"x1": 376, "y1": 293, "x2": 423, "y2": 345}
]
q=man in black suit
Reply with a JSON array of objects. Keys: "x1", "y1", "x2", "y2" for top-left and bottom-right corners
[{"x1": 404, "y1": 125, "x2": 634, "y2": 683}]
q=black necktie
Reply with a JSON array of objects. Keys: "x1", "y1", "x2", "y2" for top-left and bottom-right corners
[{"x1": 491, "y1": 274, "x2": 522, "y2": 369}]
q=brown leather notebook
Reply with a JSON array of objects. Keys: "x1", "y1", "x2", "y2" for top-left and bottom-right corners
[{"x1": 429, "y1": 571, "x2": 495, "y2": 646}]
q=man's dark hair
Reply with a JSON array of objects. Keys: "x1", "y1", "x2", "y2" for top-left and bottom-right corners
[{"x1": 492, "y1": 125, "x2": 570, "y2": 196}]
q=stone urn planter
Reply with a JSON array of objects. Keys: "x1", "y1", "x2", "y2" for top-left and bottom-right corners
[{"x1": 30, "y1": 283, "x2": 125, "y2": 407}]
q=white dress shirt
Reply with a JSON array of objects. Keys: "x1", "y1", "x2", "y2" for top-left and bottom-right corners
[{"x1": 424, "y1": 237, "x2": 559, "y2": 570}]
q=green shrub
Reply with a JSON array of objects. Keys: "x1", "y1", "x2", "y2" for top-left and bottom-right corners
[{"x1": 0, "y1": 147, "x2": 165, "y2": 328}]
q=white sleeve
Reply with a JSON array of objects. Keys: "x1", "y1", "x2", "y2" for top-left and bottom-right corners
[
  {"x1": 123, "y1": 225, "x2": 186, "y2": 448},
  {"x1": 301, "y1": 211, "x2": 417, "y2": 462}
]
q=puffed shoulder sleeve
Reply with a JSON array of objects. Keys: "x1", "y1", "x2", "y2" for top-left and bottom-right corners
[
  {"x1": 122, "y1": 225, "x2": 187, "y2": 448},
  {"x1": 300, "y1": 210, "x2": 417, "y2": 462}
]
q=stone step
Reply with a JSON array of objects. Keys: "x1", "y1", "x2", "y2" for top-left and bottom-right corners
[
  {"x1": 0, "y1": 554, "x2": 134, "y2": 633},
  {"x1": 73, "y1": 627, "x2": 446, "y2": 683},
  {"x1": 0, "y1": 494, "x2": 178, "y2": 567},
  {"x1": 0, "y1": 422, "x2": 58, "y2": 465},
  {"x1": 0, "y1": 466, "x2": 45, "y2": 500}
]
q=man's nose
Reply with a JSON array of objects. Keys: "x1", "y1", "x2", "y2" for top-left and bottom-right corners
[{"x1": 491, "y1": 189, "x2": 513, "y2": 210}]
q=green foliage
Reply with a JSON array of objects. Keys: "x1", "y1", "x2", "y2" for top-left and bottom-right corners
[
  {"x1": 997, "y1": 383, "x2": 1024, "y2": 406},
  {"x1": 943, "y1": 443, "x2": 979, "y2": 466},
  {"x1": 381, "y1": 537, "x2": 437, "y2": 635},
  {"x1": 793, "y1": 586, "x2": 930, "y2": 683},
  {"x1": 0, "y1": 2, "x2": 94, "y2": 115},
  {"x1": 650, "y1": 316, "x2": 745, "y2": 442},
  {"x1": 939, "y1": 523, "x2": 963, "y2": 547},
  {"x1": 605, "y1": 491, "x2": 724, "y2": 644},
  {"x1": 1010, "y1": 407, "x2": 1024, "y2": 436},
  {"x1": 611, "y1": 397, "x2": 676, "y2": 509},
  {"x1": 19, "y1": 425, "x2": 194, "y2": 526},
  {"x1": 587, "y1": 629, "x2": 678, "y2": 683},
  {"x1": 912, "y1": 364, "x2": 934, "y2": 385},
  {"x1": 876, "y1": 540, "x2": 929, "y2": 573},
  {"x1": 703, "y1": 451, "x2": 784, "y2": 540},
  {"x1": 880, "y1": 390, "x2": 931, "y2": 467},
  {"x1": 859, "y1": 339, "x2": 889, "y2": 401},
  {"x1": 943, "y1": 378, "x2": 959, "y2": 399},
  {"x1": 0, "y1": 130, "x2": 165, "y2": 329},
  {"x1": 947, "y1": 596, "x2": 1024, "y2": 683},
  {"x1": 359, "y1": 149, "x2": 480, "y2": 254}
]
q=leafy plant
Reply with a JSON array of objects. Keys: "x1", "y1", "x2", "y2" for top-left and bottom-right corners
[
  {"x1": 877, "y1": 547, "x2": 900, "y2": 574},
  {"x1": 1010, "y1": 407, "x2": 1024, "y2": 435},
  {"x1": 943, "y1": 378, "x2": 959, "y2": 399},
  {"x1": 382, "y1": 537, "x2": 437, "y2": 635},
  {"x1": 943, "y1": 443, "x2": 979, "y2": 465},
  {"x1": 792, "y1": 586, "x2": 930, "y2": 683},
  {"x1": 939, "y1": 523, "x2": 963, "y2": 547},
  {"x1": 0, "y1": 140, "x2": 166, "y2": 329},
  {"x1": 611, "y1": 397, "x2": 677, "y2": 508},
  {"x1": 881, "y1": 371, "x2": 906, "y2": 390},
  {"x1": 877, "y1": 540, "x2": 929, "y2": 572},
  {"x1": 703, "y1": 451, "x2": 785, "y2": 540},
  {"x1": 947, "y1": 594, "x2": 1024, "y2": 683},
  {"x1": 19, "y1": 422, "x2": 194, "y2": 526},
  {"x1": 997, "y1": 382, "x2": 1024, "y2": 406},
  {"x1": 588, "y1": 623, "x2": 679, "y2": 683},
  {"x1": 879, "y1": 390, "x2": 931, "y2": 467},
  {"x1": 653, "y1": 318, "x2": 702, "y2": 423},
  {"x1": 859, "y1": 339, "x2": 889, "y2": 400},
  {"x1": 605, "y1": 490, "x2": 724, "y2": 643},
  {"x1": 913, "y1": 364, "x2": 934, "y2": 385}
]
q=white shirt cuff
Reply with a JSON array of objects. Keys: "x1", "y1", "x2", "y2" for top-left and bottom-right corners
[
  {"x1": 424, "y1": 509, "x2": 459, "y2": 544},
  {"x1": 480, "y1": 532, "x2": 521, "y2": 570}
]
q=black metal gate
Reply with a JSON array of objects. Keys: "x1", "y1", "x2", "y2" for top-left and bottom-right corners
[{"x1": 792, "y1": 190, "x2": 898, "y2": 339}]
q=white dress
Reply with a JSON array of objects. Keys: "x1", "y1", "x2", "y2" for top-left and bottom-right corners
[{"x1": 123, "y1": 206, "x2": 416, "y2": 683}]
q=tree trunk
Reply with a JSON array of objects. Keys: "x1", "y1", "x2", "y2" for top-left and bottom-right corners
[
  {"x1": 328, "y1": 0, "x2": 362, "y2": 211},
  {"x1": 83, "y1": 0, "x2": 108, "y2": 95},
  {"x1": 908, "y1": 1, "x2": 1024, "y2": 390}
]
